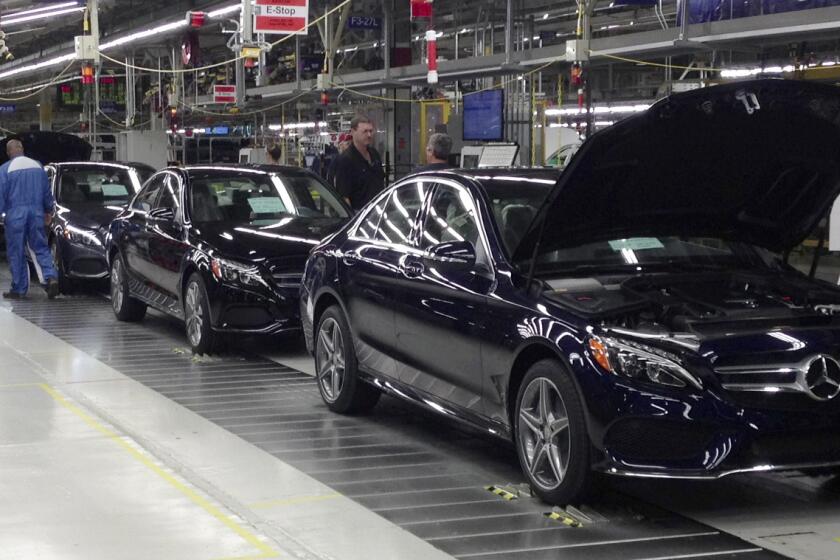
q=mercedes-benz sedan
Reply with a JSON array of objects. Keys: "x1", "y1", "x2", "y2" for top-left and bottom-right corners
[
  {"x1": 301, "y1": 79, "x2": 840, "y2": 505},
  {"x1": 109, "y1": 165, "x2": 350, "y2": 353},
  {"x1": 46, "y1": 161, "x2": 155, "y2": 292}
]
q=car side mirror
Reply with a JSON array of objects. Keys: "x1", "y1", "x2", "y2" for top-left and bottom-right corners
[
  {"x1": 149, "y1": 207, "x2": 175, "y2": 222},
  {"x1": 424, "y1": 240, "x2": 477, "y2": 273}
]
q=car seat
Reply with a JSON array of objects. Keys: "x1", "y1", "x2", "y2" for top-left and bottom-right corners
[
  {"x1": 61, "y1": 176, "x2": 86, "y2": 203},
  {"x1": 191, "y1": 182, "x2": 225, "y2": 222},
  {"x1": 501, "y1": 204, "x2": 536, "y2": 252}
]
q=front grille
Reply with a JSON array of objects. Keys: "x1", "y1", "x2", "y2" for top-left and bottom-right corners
[
  {"x1": 271, "y1": 272, "x2": 302, "y2": 287},
  {"x1": 715, "y1": 354, "x2": 840, "y2": 411},
  {"x1": 265, "y1": 256, "x2": 306, "y2": 289},
  {"x1": 604, "y1": 418, "x2": 717, "y2": 461}
]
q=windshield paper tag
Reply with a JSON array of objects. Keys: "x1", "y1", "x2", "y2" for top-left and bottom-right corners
[
  {"x1": 247, "y1": 197, "x2": 285, "y2": 214},
  {"x1": 608, "y1": 238, "x2": 664, "y2": 251},
  {"x1": 102, "y1": 184, "x2": 129, "y2": 197}
]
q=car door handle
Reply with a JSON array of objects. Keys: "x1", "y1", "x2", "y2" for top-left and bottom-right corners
[{"x1": 342, "y1": 252, "x2": 357, "y2": 266}]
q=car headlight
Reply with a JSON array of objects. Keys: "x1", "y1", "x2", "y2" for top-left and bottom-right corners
[
  {"x1": 63, "y1": 225, "x2": 102, "y2": 247},
  {"x1": 210, "y1": 257, "x2": 264, "y2": 287},
  {"x1": 587, "y1": 335, "x2": 702, "y2": 390}
]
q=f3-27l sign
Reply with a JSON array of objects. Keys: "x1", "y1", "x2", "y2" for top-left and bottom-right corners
[{"x1": 254, "y1": 0, "x2": 310, "y2": 35}]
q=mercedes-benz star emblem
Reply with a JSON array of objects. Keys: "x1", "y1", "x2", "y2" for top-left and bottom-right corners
[{"x1": 802, "y1": 355, "x2": 840, "y2": 401}]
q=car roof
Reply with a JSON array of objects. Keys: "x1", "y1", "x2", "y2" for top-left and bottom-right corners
[
  {"x1": 177, "y1": 164, "x2": 312, "y2": 175},
  {"x1": 52, "y1": 161, "x2": 154, "y2": 170}
]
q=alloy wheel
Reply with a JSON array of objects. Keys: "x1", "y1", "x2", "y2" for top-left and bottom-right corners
[
  {"x1": 316, "y1": 317, "x2": 345, "y2": 402},
  {"x1": 185, "y1": 282, "x2": 204, "y2": 347},
  {"x1": 517, "y1": 377, "x2": 571, "y2": 490},
  {"x1": 111, "y1": 259, "x2": 123, "y2": 312}
]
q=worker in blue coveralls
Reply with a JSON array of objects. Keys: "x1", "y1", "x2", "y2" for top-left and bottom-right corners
[{"x1": 0, "y1": 139, "x2": 59, "y2": 300}]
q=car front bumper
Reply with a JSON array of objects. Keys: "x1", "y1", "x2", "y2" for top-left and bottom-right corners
[
  {"x1": 585, "y1": 372, "x2": 840, "y2": 478},
  {"x1": 208, "y1": 280, "x2": 302, "y2": 336}
]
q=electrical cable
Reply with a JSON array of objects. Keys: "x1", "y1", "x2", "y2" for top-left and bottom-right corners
[
  {"x1": 178, "y1": 86, "x2": 316, "y2": 117},
  {"x1": 327, "y1": 59, "x2": 558, "y2": 105},
  {"x1": 98, "y1": 0, "x2": 351, "y2": 75},
  {"x1": 0, "y1": 60, "x2": 76, "y2": 101}
]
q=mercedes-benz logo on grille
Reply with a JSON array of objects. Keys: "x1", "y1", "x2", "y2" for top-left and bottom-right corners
[{"x1": 803, "y1": 355, "x2": 840, "y2": 401}]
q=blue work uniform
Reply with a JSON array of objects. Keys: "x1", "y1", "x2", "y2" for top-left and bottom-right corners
[{"x1": 0, "y1": 155, "x2": 58, "y2": 295}]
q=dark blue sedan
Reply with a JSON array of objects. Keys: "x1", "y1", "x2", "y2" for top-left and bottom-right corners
[{"x1": 301, "y1": 79, "x2": 840, "y2": 505}]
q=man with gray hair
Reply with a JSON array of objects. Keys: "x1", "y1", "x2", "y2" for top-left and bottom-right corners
[
  {"x1": 415, "y1": 132, "x2": 453, "y2": 173},
  {"x1": 0, "y1": 139, "x2": 59, "y2": 299}
]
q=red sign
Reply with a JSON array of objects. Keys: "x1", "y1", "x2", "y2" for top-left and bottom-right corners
[
  {"x1": 213, "y1": 84, "x2": 236, "y2": 104},
  {"x1": 254, "y1": 0, "x2": 309, "y2": 35}
]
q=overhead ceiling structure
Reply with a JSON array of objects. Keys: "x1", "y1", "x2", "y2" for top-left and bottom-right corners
[{"x1": 1, "y1": 0, "x2": 840, "y2": 132}]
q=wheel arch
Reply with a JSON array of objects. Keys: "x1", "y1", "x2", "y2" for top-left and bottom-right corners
[{"x1": 506, "y1": 339, "x2": 590, "y2": 432}]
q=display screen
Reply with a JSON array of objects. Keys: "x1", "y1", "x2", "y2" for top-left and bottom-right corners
[
  {"x1": 463, "y1": 90, "x2": 504, "y2": 141},
  {"x1": 58, "y1": 78, "x2": 126, "y2": 109}
]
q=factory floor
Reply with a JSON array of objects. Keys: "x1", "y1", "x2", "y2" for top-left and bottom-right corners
[{"x1": 2, "y1": 263, "x2": 840, "y2": 560}]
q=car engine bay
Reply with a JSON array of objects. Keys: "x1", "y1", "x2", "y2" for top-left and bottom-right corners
[{"x1": 544, "y1": 270, "x2": 840, "y2": 336}]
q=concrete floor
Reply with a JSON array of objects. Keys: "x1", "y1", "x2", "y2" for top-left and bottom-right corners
[
  {"x1": 3, "y1": 262, "x2": 840, "y2": 559},
  {"x1": 0, "y1": 278, "x2": 452, "y2": 559}
]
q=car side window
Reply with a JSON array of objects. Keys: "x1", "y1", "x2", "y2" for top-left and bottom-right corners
[
  {"x1": 372, "y1": 182, "x2": 428, "y2": 245},
  {"x1": 132, "y1": 175, "x2": 165, "y2": 212},
  {"x1": 420, "y1": 184, "x2": 481, "y2": 251},
  {"x1": 354, "y1": 196, "x2": 386, "y2": 240},
  {"x1": 155, "y1": 174, "x2": 183, "y2": 220}
]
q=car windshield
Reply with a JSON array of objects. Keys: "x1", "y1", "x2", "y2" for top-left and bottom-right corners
[
  {"x1": 535, "y1": 237, "x2": 752, "y2": 274},
  {"x1": 189, "y1": 170, "x2": 349, "y2": 224},
  {"x1": 481, "y1": 174, "x2": 556, "y2": 256},
  {"x1": 57, "y1": 166, "x2": 143, "y2": 206}
]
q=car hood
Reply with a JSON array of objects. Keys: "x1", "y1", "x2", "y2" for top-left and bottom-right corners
[
  {"x1": 513, "y1": 79, "x2": 840, "y2": 262},
  {"x1": 57, "y1": 204, "x2": 124, "y2": 231},
  {"x1": 193, "y1": 216, "x2": 347, "y2": 262}
]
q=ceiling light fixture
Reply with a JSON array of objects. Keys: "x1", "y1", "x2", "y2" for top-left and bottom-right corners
[
  {"x1": 0, "y1": 2, "x2": 242, "y2": 82},
  {"x1": 6, "y1": 1, "x2": 80, "y2": 19},
  {"x1": 2, "y1": 6, "x2": 85, "y2": 27}
]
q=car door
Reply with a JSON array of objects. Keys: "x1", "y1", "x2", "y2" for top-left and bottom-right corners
[
  {"x1": 146, "y1": 171, "x2": 189, "y2": 309},
  {"x1": 339, "y1": 181, "x2": 429, "y2": 380},
  {"x1": 394, "y1": 179, "x2": 493, "y2": 414},
  {"x1": 122, "y1": 173, "x2": 165, "y2": 285}
]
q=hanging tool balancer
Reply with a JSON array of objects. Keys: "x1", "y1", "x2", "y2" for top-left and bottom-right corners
[{"x1": 0, "y1": 30, "x2": 13, "y2": 62}]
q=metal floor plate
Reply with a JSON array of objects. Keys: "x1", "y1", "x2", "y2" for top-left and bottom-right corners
[{"x1": 10, "y1": 294, "x2": 786, "y2": 560}]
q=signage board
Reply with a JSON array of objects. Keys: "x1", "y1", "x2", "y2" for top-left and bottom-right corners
[
  {"x1": 348, "y1": 15, "x2": 382, "y2": 30},
  {"x1": 254, "y1": 0, "x2": 309, "y2": 35},
  {"x1": 213, "y1": 84, "x2": 237, "y2": 104}
]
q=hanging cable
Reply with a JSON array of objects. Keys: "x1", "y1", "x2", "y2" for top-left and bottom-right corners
[
  {"x1": 98, "y1": 0, "x2": 352, "y2": 75},
  {"x1": 0, "y1": 60, "x2": 76, "y2": 101}
]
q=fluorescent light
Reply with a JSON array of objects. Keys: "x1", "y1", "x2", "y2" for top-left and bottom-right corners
[
  {"x1": 101, "y1": 20, "x2": 187, "y2": 50},
  {"x1": 7, "y1": 1, "x2": 79, "y2": 18},
  {"x1": 207, "y1": 4, "x2": 241, "y2": 18},
  {"x1": 0, "y1": 53, "x2": 75, "y2": 80},
  {"x1": 545, "y1": 104, "x2": 649, "y2": 116},
  {"x1": 3, "y1": 6, "x2": 85, "y2": 26}
]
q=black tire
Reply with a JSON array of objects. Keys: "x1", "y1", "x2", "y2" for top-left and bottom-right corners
[
  {"x1": 50, "y1": 238, "x2": 74, "y2": 295},
  {"x1": 315, "y1": 305, "x2": 380, "y2": 413},
  {"x1": 110, "y1": 254, "x2": 146, "y2": 322},
  {"x1": 514, "y1": 359, "x2": 592, "y2": 506},
  {"x1": 183, "y1": 273, "x2": 218, "y2": 355}
]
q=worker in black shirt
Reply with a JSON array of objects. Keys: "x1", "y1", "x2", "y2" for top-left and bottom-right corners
[
  {"x1": 333, "y1": 115, "x2": 385, "y2": 211},
  {"x1": 414, "y1": 132, "x2": 452, "y2": 172}
]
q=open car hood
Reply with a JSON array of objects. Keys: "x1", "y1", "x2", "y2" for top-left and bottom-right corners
[{"x1": 513, "y1": 79, "x2": 840, "y2": 262}]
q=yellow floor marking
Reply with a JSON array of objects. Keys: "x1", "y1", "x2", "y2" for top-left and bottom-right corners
[
  {"x1": 248, "y1": 493, "x2": 342, "y2": 510},
  {"x1": 38, "y1": 383, "x2": 280, "y2": 559}
]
